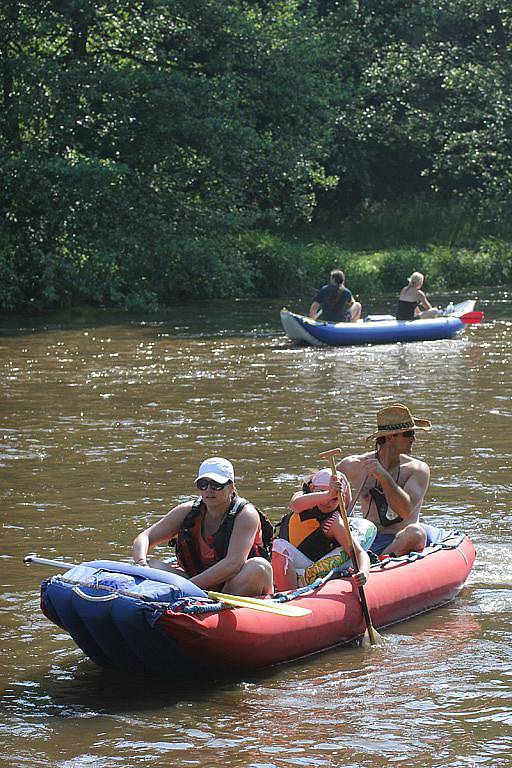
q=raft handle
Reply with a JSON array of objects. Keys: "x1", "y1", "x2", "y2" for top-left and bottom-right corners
[{"x1": 72, "y1": 586, "x2": 118, "y2": 602}]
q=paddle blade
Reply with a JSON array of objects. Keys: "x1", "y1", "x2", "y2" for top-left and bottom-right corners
[
  {"x1": 460, "y1": 311, "x2": 484, "y2": 324},
  {"x1": 361, "y1": 624, "x2": 385, "y2": 647},
  {"x1": 207, "y1": 591, "x2": 311, "y2": 617},
  {"x1": 356, "y1": 584, "x2": 385, "y2": 646}
]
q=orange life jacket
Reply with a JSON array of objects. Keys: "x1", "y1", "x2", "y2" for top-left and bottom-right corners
[{"x1": 278, "y1": 504, "x2": 340, "y2": 562}]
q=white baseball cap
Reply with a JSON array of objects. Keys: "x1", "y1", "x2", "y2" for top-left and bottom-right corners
[
  {"x1": 311, "y1": 468, "x2": 345, "y2": 489},
  {"x1": 195, "y1": 457, "x2": 235, "y2": 485}
]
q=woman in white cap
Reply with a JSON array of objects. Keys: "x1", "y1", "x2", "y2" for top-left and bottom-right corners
[
  {"x1": 396, "y1": 271, "x2": 442, "y2": 321},
  {"x1": 272, "y1": 469, "x2": 376, "y2": 591},
  {"x1": 132, "y1": 457, "x2": 274, "y2": 596}
]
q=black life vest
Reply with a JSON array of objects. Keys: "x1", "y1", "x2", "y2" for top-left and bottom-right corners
[
  {"x1": 369, "y1": 485, "x2": 404, "y2": 527},
  {"x1": 277, "y1": 504, "x2": 339, "y2": 562},
  {"x1": 175, "y1": 495, "x2": 274, "y2": 577},
  {"x1": 368, "y1": 462, "x2": 403, "y2": 527}
]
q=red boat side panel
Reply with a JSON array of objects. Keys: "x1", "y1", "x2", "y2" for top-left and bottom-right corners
[{"x1": 157, "y1": 535, "x2": 476, "y2": 672}]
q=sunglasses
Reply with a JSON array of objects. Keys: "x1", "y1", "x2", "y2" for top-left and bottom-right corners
[
  {"x1": 196, "y1": 478, "x2": 231, "y2": 491},
  {"x1": 401, "y1": 430, "x2": 416, "y2": 438}
]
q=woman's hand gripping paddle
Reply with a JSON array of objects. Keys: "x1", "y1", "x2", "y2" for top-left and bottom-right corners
[{"x1": 318, "y1": 449, "x2": 383, "y2": 647}]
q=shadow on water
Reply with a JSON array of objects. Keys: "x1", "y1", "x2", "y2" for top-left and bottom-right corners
[
  {"x1": 0, "y1": 300, "x2": 287, "y2": 338},
  {"x1": 3, "y1": 596, "x2": 487, "y2": 718},
  {"x1": 2, "y1": 666, "x2": 246, "y2": 718},
  {"x1": 2, "y1": 629, "x2": 372, "y2": 717}
]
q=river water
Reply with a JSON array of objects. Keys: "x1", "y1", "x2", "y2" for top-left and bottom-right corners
[{"x1": 1, "y1": 289, "x2": 511, "y2": 768}]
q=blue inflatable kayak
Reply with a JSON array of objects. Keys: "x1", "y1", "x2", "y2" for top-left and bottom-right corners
[{"x1": 280, "y1": 306, "x2": 470, "y2": 347}]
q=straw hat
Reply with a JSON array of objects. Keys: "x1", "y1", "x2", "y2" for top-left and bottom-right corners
[{"x1": 365, "y1": 403, "x2": 432, "y2": 442}]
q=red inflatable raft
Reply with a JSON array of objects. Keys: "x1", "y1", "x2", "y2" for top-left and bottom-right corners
[
  {"x1": 36, "y1": 532, "x2": 475, "y2": 676},
  {"x1": 157, "y1": 532, "x2": 475, "y2": 672}
]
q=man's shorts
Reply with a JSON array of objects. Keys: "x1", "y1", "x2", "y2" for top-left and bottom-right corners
[{"x1": 370, "y1": 523, "x2": 450, "y2": 556}]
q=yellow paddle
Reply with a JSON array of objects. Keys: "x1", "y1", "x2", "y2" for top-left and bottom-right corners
[
  {"x1": 207, "y1": 591, "x2": 311, "y2": 617},
  {"x1": 319, "y1": 448, "x2": 383, "y2": 646}
]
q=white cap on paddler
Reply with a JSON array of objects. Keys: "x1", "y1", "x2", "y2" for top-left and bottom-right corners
[{"x1": 195, "y1": 457, "x2": 235, "y2": 485}]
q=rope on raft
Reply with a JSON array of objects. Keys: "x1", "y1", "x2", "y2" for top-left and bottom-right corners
[
  {"x1": 271, "y1": 566, "x2": 345, "y2": 603},
  {"x1": 42, "y1": 532, "x2": 467, "y2": 616},
  {"x1": 370, "y1": 530, "x2": 467, "y2": 570},
  {"x1": 174, "y1": 598, "x2": 231, "y2": 615},
  {"x1": 177, "y1": 533, "x2": 468, "y2": 613}
]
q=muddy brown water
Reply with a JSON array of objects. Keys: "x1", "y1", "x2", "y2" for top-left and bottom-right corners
[{"x1": 1, "y1": 290, "x2": 511, "y2": 768}]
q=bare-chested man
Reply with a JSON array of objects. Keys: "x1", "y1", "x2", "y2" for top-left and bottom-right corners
[{"x1": 337, "y1": 403, "x2": 444, "y2": 557}]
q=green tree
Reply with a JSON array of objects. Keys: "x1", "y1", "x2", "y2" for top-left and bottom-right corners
[
  {"x1": 317, "y1": 0, "x2": 512, "y2": 224},
  {"x1": 0, "y1": 0, "x2": 337, "y2": 311}
]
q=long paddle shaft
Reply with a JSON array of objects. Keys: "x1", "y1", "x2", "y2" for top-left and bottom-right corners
[
  {"x1": 318, "y1": 449, "x2": 379, "y2": 645},
  {"x1": 23, "y1": 554, "x2": 311, "y2": 618},
  {"x1": 345, "y1": 475, "x2": 367, "y2": 517},
  {"x1": 24, "y1": 554, "x2": 73, "y2": 569}
]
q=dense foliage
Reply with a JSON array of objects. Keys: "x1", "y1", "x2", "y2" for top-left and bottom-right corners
[{"x1": 1, "y1": 0, "x2": 511, "y2": 312}]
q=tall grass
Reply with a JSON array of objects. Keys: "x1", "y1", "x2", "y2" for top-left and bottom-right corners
[{"x1": 238, "y1": 233, "x2": 512, "y2": 298}]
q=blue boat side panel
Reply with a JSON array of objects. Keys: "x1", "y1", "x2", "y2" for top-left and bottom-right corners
[
  {"x1": 70, "y1": 586, "x2": 143, "y2": 670},
  {"x1": 42, "y1": 579, "x2": 114, "y2": 668},
  {"x1": 41, "y1": 561, "x2": 209, "y2": 674},
  {"x1": 305, "y1": 316, "x2": 464, "y2": 346},
  {"x1": 110, "y1": 599, "x2": 202, "y2": 676}
]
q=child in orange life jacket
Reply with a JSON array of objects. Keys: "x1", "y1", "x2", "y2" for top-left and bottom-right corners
[{"x1": 272, "y1": 469, "x2": 374, "y2": 591}]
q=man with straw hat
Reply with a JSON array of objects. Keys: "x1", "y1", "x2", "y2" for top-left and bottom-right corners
[{"x1": 336, "y1": 403, "x2": 445, "y2": 557}]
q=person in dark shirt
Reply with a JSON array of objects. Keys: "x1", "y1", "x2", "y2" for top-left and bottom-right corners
[
  {"x1": 396, "y1": 272, "x2": 442, "y2": 321},
  {"x1": 309, "y1": 269, "x2": 362, "y2": 323}
]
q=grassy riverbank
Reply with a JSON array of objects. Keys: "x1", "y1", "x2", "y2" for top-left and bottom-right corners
[
  {"x1": 240, "y1": 229, "x2": 512, "y2": 300},
  {"x1": 3, "y1": 202, "x2": 511, "y2": 314},
  {"x1": 4, "y1": 229, "x2": 511, "y2": 315}
]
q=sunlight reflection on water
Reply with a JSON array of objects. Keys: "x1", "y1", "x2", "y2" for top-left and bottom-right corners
[{"x1": 1, "y1": 293, "x2": 511, "y2": 768}]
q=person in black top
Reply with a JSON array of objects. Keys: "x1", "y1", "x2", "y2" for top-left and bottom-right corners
[
  {"x1": 396, "y1": 272, "x2": 442, "y2": 321},
  {"x1": 309, "y1": 269, "x2": 362, "y2": 322}
]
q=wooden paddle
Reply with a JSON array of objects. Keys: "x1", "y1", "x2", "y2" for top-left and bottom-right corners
[
  {"x1": 24, "y1": 554, "x2": 311, "y2": 618},
  {"x1": 318, "y1": 449, "x2": 382, "y2": 646},
  {"x1": 345, "y1": 475, "x2": 367, "y2": 518}
]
